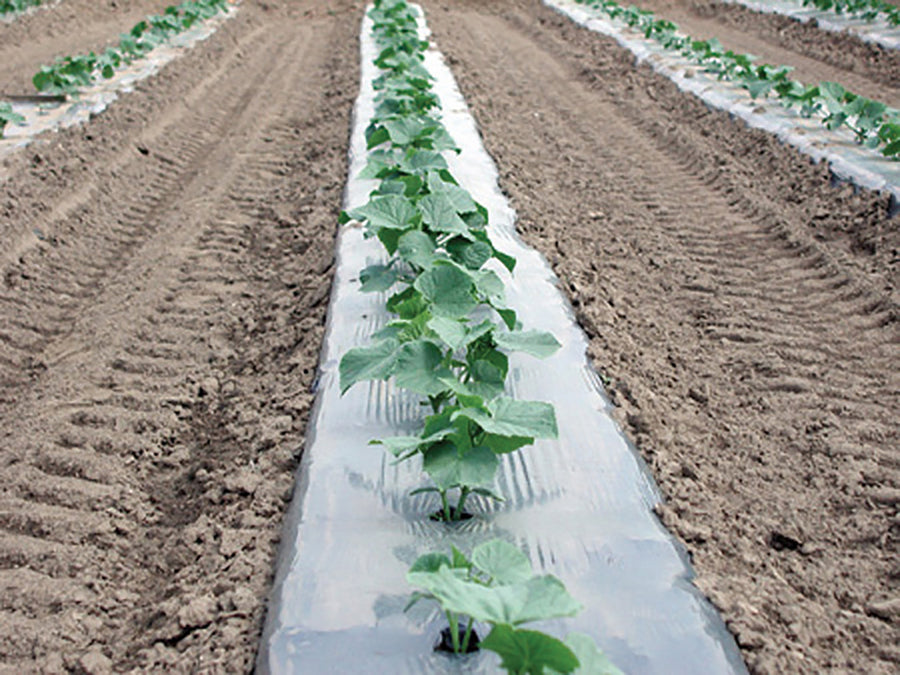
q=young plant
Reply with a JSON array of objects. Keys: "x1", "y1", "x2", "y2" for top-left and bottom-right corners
[
  {"x1": 407, "y1": 539, "x2": 623, "y2": 675},
  {"x1": 0, "y1": 102, "x2": 26, "y2": 138}
]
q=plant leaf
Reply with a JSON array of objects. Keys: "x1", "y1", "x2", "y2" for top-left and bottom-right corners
[
  {"x1": 394, "y1": 339, "x2": 453, "y2": 396},
  {"x1": 481, "y1": 625, "x2": 580, "y2": 675},
  {"x1": 456, "y1": 397, "x2": 558, "y2": 439},
  {"x1": 422, "y1": 442, "x2": 499, "y2": 490},
  {"x1": 494, "y1": 330, "x2": 561, "y2": 359},
  {"x1": 472, "y1": 540, "x2": 533, "y2": 585},
  {"x1": 414, "y1": 264, "x2": 477, "y2": 318},
  {"x1": 339, "y1": 338, "x2": 399, "y2": 394}
]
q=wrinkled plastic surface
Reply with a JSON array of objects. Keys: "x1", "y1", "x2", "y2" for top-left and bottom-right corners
[
  {"x1": 546, "y1": 0, "x2": 900, "y2": 202},
  {"x1": 257, "y1": 6, "x2": 749, "y2": 675},
  {"x1": 720, "y1": 0, "x2": 900, "y2": 50},
  {"x1": 0, "y1": 6, "x2": 237, "y2": 168}
]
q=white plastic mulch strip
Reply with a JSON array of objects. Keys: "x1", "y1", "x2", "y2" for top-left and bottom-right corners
[
  {"x1": 718, "y1": 0, "x2": 900, "y2": 51},
  {"x1": 546, "y1": 0, "x2": 900, "y2": 202},
  {"x1": 0, "y1": 5, "x2": 238, "y2": 162},
  {"x1": 257, "y1": 4, "x2": 748, "y2": 674}
]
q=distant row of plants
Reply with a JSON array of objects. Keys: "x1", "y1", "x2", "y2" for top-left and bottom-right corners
[
  {"x1": 339, "y1": 0, "x2": 622, "y2": 672},
  {"x1": 0, "y1": 0, "x2": 41, "y2": 17},
  {"x1": 799, "y1": 0, "x2": 900, "y2": 26},
  {"x1": 574, "y1": 0, "x2": 900, "y2": 158},
  {"x1": 0, "y1": 0, "x2": 230, "y2": 138}
]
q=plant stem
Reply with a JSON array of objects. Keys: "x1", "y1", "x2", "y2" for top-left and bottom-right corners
[
  {"x1": 460, "y1": 616, "x2": 475, "y2": 653},
  {"x1": 453, "y1": 486, "x2": 470, "y2": 520},
  {"x1": 440, "y1": 490, "x2": 451, "y2": 522},
  {"x1": 447, "y1": 610, "x2": 461, "y2": 653}
]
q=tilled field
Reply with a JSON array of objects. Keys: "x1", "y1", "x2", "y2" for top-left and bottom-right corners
[{"x1": 0, "y1": 0, "x2": 897, "y2": 673}]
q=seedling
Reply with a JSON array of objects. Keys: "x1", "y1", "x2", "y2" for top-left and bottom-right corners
[{"x1": 407, "y1": 540, "x2": 623, "y2": 674}]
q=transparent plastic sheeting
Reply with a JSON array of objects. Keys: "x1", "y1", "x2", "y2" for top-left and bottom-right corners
[
  {"x1": 257, "y1": 5, "x2": 748, "y2": 675},
  {"x1": 546, "y1": 0, "x2": 900, "y2": 202},
  {"x1": 0, "y1": 6, "x2": 238, "y2": 166},
  {"x1": 719, "y1": 0, "x2": 900, "y2": 51}
]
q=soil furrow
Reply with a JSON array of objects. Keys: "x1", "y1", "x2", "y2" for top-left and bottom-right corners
[
  {"x1": 423, "y1": 1, "x2": 899, "y2": 673},
  {"x1": 0, "y1": 0, "x2": 359, "y2": 671}
]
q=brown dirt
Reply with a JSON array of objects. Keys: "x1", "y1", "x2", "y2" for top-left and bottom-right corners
[
  {"x1": 422, "y1": 0, "x2": 899, "y2": 673},
  {"x1": 0, "y1": 0, "x2": 181, "y2": 95},
  {"x1": 633, "y1": 0, "x2": 900, "y2": 105},
  {"x1": 0, "y1": 0, "x2": 360, "y2": 671}
]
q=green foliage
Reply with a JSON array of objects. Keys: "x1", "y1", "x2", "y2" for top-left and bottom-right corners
[
  {"x1": 407, "y1": 540, "x2": 622, "y2": 674},
  {"x1": 31, "y1": 0, "x2": 229, "y2": 95},
  {"x1": 575, "y1": 0, "x2": 900, "y2": 158},
  {"x1": 0, "y1": 102, "x2": 26, "y2": 138},
  {"x1": 341, "y1": 0, "x2": 563, "y2": 522},
  {"x1": 800, "y1": 0, "x2": 900, "y2": 26},
  {"x1": 0, "y1": 0, "x2": 41, "y2": 17}
]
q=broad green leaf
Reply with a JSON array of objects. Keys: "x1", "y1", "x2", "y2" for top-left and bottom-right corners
[
  {"x1": 400, "y1": 149, "x2": 447, "y2": 174},
  {"x1": 456, "y1": 397, "x2": 558, "y2": 439},
  {"x1": 371, "y1": 427, "x2": 453, "y2": 458},
  {"x1": 359, "y1": 263, "x2": 400, "y2": 292},
  {"x1": 339, "y1": 338, "x2": 399, "y2": 394},
  {"x1": 558, "y1": 633, "x2": 624, "y2": 675},
  {"x1": 418, "y1": 193, "x2": 470, "y2": 236},
  {"x1": 423, "y1": 442, "x2": 498, "y2": 490},
  {"x1": 414, "y1": 264, "x2": 477, "y2": 318},
  {"x1": 494, "y1": 330, "x2": 561, "y2": 359},
  {"x1": 427, "y1": 316, "x2": 468, "y2": 351},
  {"x1": 483, "y1": 433, "x2": 533, "y2": 455},
  {"x1": 427, "y1": 171, "x2": 478, "y2": 213},
  {"x1": 394, "y1": 339, "x2": 452, "y2": 396},
  {"x1": 350, "y1": 195, "x2": 418, "y2": 230},
  {"x1": 397, "y1": 230, "x2": 437, "y2": 268},
  {"x1": 482, "y1": 625, "x2": 580, "y2": 675},
  {"x1": 447, "y1": 238, "x2": 493, "y2": 270},
  {"x1": 472, "y1": 540, "x2": 533, "y2": 585},
  {"x1": 474, "y1": 269, "x2": 505, "y2": 302},
  {"x1": 406, "y1": 566, "x2": 581, "y2": 626},
  {"x1": 383, "y1": 116, "x2": 441, "y2": 146}
]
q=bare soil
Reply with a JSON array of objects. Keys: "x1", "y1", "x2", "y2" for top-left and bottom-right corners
[
  {"x1": 422, "y1": 1, "x2": 899, "y2": 673},
  {"x1": 0, "y1": 0, "x2": 360, "y2": 671}
]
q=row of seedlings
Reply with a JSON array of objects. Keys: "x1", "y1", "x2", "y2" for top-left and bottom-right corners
[
  {"x1": 800, "y1": 0, "x2": 900, "y2": 25},
  {"x1": 572, "y1": 0, "x2": 900, "y2": 157},
  {"x1": 338, "y1": 1, "x2": 623, "y2": 673},
  {"x1": 0, "y1": 0, "x2": 231, "y2": 137}
]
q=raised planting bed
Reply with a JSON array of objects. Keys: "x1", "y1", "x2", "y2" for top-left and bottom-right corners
[{"x1": 257, "y1": 1, "x2": 749, "y2": 673}]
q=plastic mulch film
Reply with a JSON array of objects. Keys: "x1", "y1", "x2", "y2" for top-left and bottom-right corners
[
  {"x1": 546, "y1": 0, "x2": 900, "y2": 203},
  {"x1": 257, "y1": 5, "x2": 750, "y2": 675},
  {"x1": 0, "y1": 5, "x2": 238, "y2": 167},
  {"x1": 719, "y1": 0, "x2": 900, "y2": 51}
]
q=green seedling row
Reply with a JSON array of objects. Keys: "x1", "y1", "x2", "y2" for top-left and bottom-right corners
[
  {"x1": 800, "y1": 0, "x2": 900, "y2": 26},
  {"x1": 0, "y1": 0, "x2": 41, "y2": 17},
  {"x1": 340, "y1": 0, "x2": 563, "y2": 525},
  {"x1": 575, "y1": 0, "x2": 900, "y2": 158},
  {"x1": 340, "y1": 1, "x2": 623, "y2": 671},
  {"x1": 0, "y1": 0, "x2": 229, "y2": 138},
  {"x1": 32, "y1": 0, "x2": 229, "y2": 95}
]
